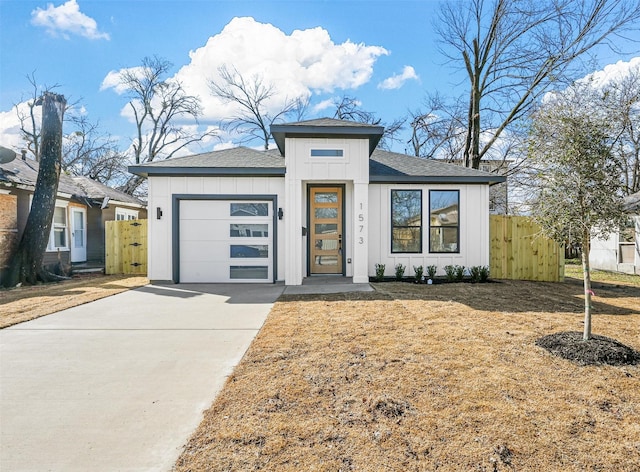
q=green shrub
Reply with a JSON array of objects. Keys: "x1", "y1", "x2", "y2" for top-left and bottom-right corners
[
  {"x1": 426, "y1": 265, "x2": 437, "y2": 280},
  {"x1": 469, "y1": 266, "x2": 481, "y2": 283},
  {"x1": 455, "y1": 265, "x2": 466, "y2": 282},
  {"x1": 374, "y1": 263, "x2": 385, "y2": 282},
  {"x1": 480, "y1": 266, "x2": 490, "y2": 282},
  {"x1": 444, "y1": 265, "x2": 456, "y2": 282},
  {"x1": 395, "y1": 263, "x2": 406, "y2": 281},
  {"x1": 413, "y1": 265, "x2": 424, "y2": 283}
]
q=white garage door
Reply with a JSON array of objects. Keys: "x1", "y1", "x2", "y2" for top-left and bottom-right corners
[{"x1": 179, "y1": 199, "x2": 273, "y2": 283}]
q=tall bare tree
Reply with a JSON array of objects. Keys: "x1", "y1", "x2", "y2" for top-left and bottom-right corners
[
  {"x1": 209, "y1": 65, "x2": 301, "y2": 150},
  {"x1": 5, "y1": 93, "x2": 67, "y2": 287},
  {"x1": 63, "y1": 115, "x2": 129, "y2": 186},
  {"x1": 117, "y1": 56, "x2": 215, "y2": 194},
  {"x1": 408, "y1": 94, "x2": 466, "y2": 160},
  {"x1": 528, "y1": 82, "x2": 627, "y2": 339},
  {"x1": 332, "y1": 95, "x2": 405, "y2": 151},
  {"x1": 437, "y1": 0, "x2": 640, "y2": 169},
  {"x1": 14, "y1": 73, "x2": 48, "y2": 161}
]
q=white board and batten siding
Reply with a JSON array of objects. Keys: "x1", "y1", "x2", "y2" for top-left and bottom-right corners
[
  {"x1": 146, "y1": 176, "x2": 285, "y2": 283},
  {"x1": 367, "y1": 183, "x2": 490, "y2": 278}
]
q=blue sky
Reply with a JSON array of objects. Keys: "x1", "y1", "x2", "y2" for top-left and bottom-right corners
[{"x1": 1, "y1": 0, "x2": 639, "y2": 156}]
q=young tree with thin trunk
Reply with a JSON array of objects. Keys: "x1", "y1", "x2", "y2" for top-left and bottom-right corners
[
  {"x1": 437, "y1": 0, "x2": 640, "y2": 169},
  {"x1": 528, "y1": 84, "x2": 627, "y2": 340},
  {"x1": 5, "y1": 92, "x2": 67, "y2": 287}
]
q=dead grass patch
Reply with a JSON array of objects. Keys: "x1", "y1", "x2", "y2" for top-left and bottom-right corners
[
  {"x1": 175, "y1": 275, "x2": 639, "y2": 471},
  {"x1": 0, "y1": 275, "x2": 148, "y2": 328}
]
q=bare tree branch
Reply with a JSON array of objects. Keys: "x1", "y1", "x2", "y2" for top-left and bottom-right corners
[
  {"x1": 209, "y1": 65, "x2": 302, "y2": 150},
  {"x1": 436, "y1": 0, "x2": 640, "y2": 168},
  {"x1": 116, "y1": 56, "x2": 217, "y2": 194}
]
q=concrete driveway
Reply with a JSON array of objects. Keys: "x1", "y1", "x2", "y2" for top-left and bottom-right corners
[{"x1": 0, "y1": 283, "x2": 284, "y2": 472}]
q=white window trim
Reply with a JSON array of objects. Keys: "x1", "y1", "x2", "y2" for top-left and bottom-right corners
[
  {"x1": 115, "y1": 207, "x2": 139, "y2": 220},
  {"x1": 29, "y1": 196, "x2": 70, "y2": 252},
  {"x1": 310, "y1": 148, "x2": 345, "y2": 158}
]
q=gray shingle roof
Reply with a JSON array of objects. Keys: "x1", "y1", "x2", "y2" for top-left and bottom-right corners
[
  {"x1": 71, "y1": 176, "x2": 145, "y2": 205},
  {"x1": 0, "y1": 157, "x2": 144, "y2": 206},
  {"x1": 370, "y1": 149, "x2": 505, "y2": 184},
  {"x1": 129, "y1": 145, "x2": 505, "y2": 184},
  {"x1": 271, "y1": 117, "x2": 384, "y2": 156},
  {"x1": 281, "y1": 117, "x2": 383, "y2": 129},
  {"x1": 128, "y1": 147, "x2": 285, "y2": 177}
]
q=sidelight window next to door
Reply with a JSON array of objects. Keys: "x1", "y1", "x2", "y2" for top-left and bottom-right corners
[{"x1": 309, "y1": 187, "x2": 343, "y2": 274}]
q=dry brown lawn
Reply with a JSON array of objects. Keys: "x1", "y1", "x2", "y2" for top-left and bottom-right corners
[
  {"x1": 0, "y1": 274, "x2": 148, "y2": 328},
  {"x1": 175, "y1": 272, "x2": 640, "y2": 472}
]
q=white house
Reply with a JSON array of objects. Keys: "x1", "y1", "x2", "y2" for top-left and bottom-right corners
[
  {"x1": 590, "y1": 191, "x2": 640, "y2": 275},
  {"x1": 129, "y1": 118, "x2": 505, "y2": 285}
]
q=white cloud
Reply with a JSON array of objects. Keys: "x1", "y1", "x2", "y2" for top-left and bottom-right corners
[
  {"x1": 0, "y1": 102, "x2": 41, "y2": 155},
  {"x1": 313, "y1": 98, "x2": 335, "y2": 114},
  {"x1": 100, "y1": 67, "x2": 146, "y2": 94},
  {"x1": 173, "y1": 17, "x2": 389, "y2": 121},
  {"x1": 31, "y1": 0, "x2": 110, "y2": 40},
  {"x1": 580, "y1": 57, "x2": 640, "y2": 88},
  {"x1": 378, "y1": 66, "x2": 419, "y2": 90}
]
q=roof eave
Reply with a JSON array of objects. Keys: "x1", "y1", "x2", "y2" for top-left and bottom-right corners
[
  {"x1": 369, "y1": 175, "x2": 507, "y2": 185},
  {"x1": 271, "y1": 124, "x2": 384, "y2": 157},
  {"x1": 128, "y1": 166, "x2": 286, "y2": 178}
]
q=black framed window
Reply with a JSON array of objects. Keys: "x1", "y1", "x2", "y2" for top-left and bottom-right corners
[
  {"x1": 429, "y1": 190, "x2": 459, "y2": 253},
  {"x1": 391, "y1": 190, "x2": 422, "y2": 253}
]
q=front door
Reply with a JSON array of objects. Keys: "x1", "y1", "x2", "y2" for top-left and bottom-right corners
[
  {"x1": 309, "y1": 186, "x2": 343, "y2": 274},
  {"x1": 70, "y1": 207, "x2": 87, "y2": 262}
]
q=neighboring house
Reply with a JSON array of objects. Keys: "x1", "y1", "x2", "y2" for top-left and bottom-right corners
[
  {"x1": 590, "y1": 191, "x2": 640, "y2": 275},
  {"x1": 0, "y1": 155, "x2": 147, "y2": 280},
  {"x1": 129, "y1": 118, "x2": 505, "y2": 285}
]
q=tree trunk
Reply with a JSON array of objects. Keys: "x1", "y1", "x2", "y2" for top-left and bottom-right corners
[
  {"x1": 582, "y1": 231, "x2": 592, "y2": 340},
  {"x1": 4, "y1": 93, "x2": 67, "y2": 287}
]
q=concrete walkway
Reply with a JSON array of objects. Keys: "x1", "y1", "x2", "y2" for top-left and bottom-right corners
[{"x1": 0, "y1": 283, "x2": 284, "y2": 472}]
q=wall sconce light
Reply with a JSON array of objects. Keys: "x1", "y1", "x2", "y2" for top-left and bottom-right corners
[
  {"x1": 156, "y1": 207, "x2": 163, "y2": 220},
  {"x1": 278, "y1": 207, "x2": 284, "y2": 220}
]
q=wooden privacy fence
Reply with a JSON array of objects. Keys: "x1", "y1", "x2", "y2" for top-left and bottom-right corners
[
  {"x1": 105, "y1": 219, "x2": 147, "y2": 275},
  {"x1": 490, "y1": 215, "x2": 564, "y2": 282}
]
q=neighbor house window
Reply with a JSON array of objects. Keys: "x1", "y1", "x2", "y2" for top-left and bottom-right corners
[
  {"x1": 230, "y1": 224, "x2": 268, "y2": 237},
  {"x1": 429, "y1": 190, "x2": 459, "y2": 253},
  {"x1": 49, "y1": 206, "x2": 68, "y2": 250},
  {"x1": 115, "y1": 208, "x2": 139, "y2": 220},
  {"x1": 310, "y1": 149, "x2": 343, "y2": 157},
  {"x1": 391, "y1": 190, "x2": 422, "y2": 253},
  {"x1": 230, "y1": 203, "x2": 268, "y2": 217}
]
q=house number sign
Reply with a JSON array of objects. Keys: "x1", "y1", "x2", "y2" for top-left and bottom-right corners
[{"x1": 358, "y1": 202, "x2": 365, "y2": 244}]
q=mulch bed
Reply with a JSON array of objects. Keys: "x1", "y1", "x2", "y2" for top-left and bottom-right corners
[{"x1": 536, "y1": 331, "x2": 640, "y2": 366}]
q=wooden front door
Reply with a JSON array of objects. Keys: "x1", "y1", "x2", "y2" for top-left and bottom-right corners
[{"x1": 309, "y1": 186, "x2": 343, "y2": 274}]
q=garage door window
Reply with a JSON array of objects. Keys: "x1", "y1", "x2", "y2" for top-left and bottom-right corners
[
  {"x1": 230, "y1": 245, "x2": 268, "y2": 258},
  {"x1": 230, "y1": 266, "x2": 269, "y2": 279},
  {"x1": 230, "y1": 203, "x2": 268, "y2": 216},
  {"x1": 230, "y1": 224, "x2": 268, "y2": 237}
]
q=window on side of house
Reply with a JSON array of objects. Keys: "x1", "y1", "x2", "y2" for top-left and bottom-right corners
[
  {"x1": 391, "y1": 190, "x2": 422, "y2": 253},
  {"x1": 429, "y1": 190, "x2": 460, "y2": 253},
  {"x1": 310, "y1": 149, "x2": 344, "y2": 157},
  {"x1": 115, "y1": 208, "x2": 139, "y2": 220},
  {"x1": 49, "y1": 206, "x2": 68, "y2": 250}
]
